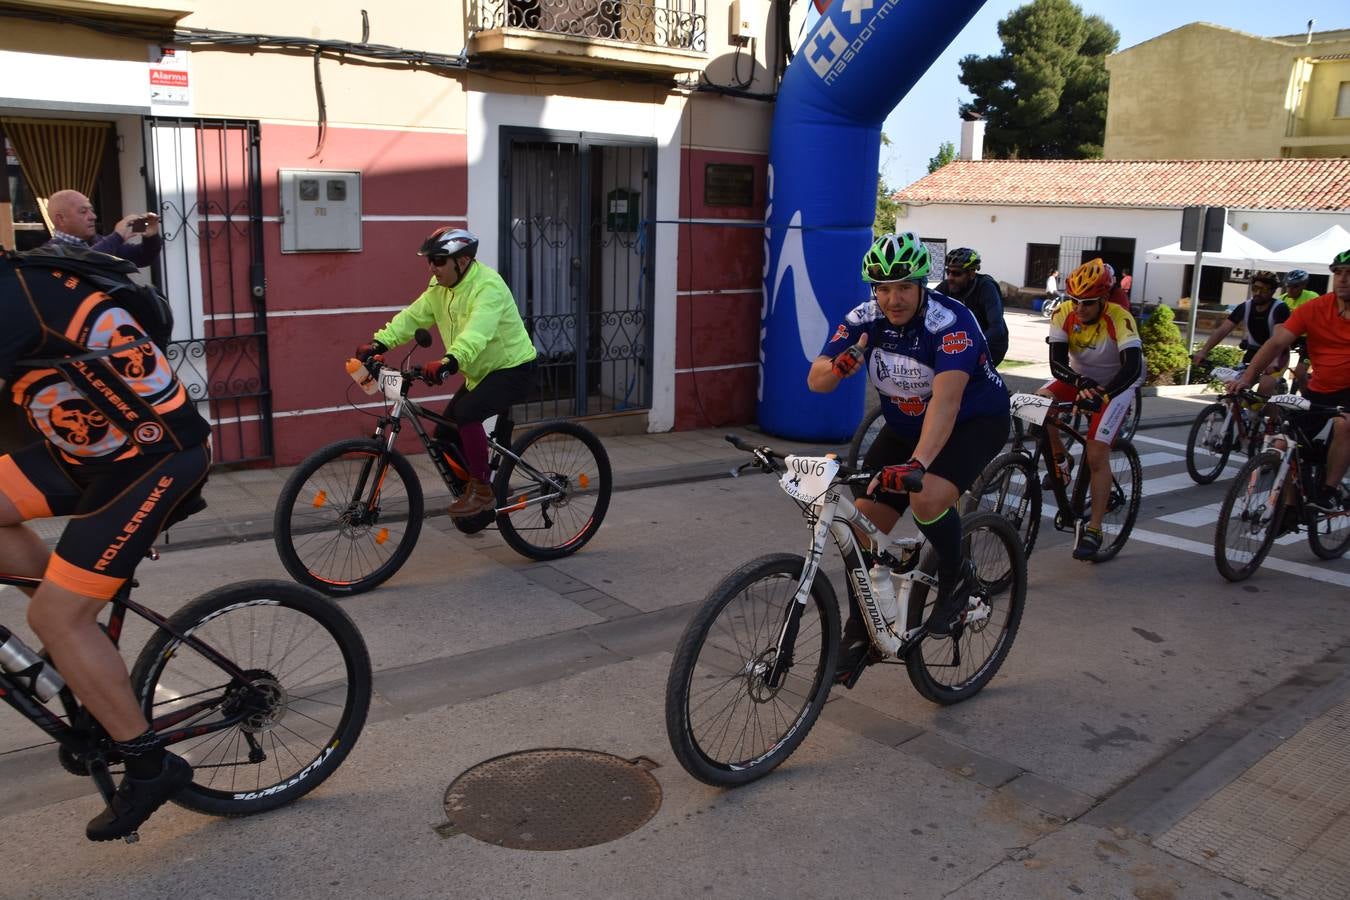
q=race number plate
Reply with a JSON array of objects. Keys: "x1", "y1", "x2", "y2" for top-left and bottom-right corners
[
  {"x1": 379, "y1": 368, "x2": 403, "y2": 401},
  {"x1": 1010, "y1": 392, "x2": 1051, "y2": 426},
  {"x1": 1268, "y1": 393, "x2": 1310, "y2": 411},
  {"x1": 1211, "y1": 367, "x2": 1241, "y2": 383},
  {"x1": 780, "y1": 456, "x2": 839, "y2": 504}
]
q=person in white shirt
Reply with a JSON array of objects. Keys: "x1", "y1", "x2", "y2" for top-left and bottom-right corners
[{"x1": 1045, "y1": 269, "x2": 1060, "y2": 295}]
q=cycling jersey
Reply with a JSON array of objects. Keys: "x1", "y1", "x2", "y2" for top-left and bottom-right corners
[
  {"x1": 1283, "y1": 293, "x2": 1350, "y2": 394},
  {"x1": 1049, "y1": 301, "x2": 1143, "y2": 386},
  {"x1": 821, "y1": 290, "x2": 1008, "y2": 438},
  {"x1": 375, "y1": 261, "x2": 537, "y2": 391},
  {"x1": 1280, "y1": 288, "x2": 1320, "y2": 311},
  {"x1": 933, "y1": 273, "x2": 1008, "y2": 365},
  {"x1": 1227, "y1": 298, "x2": 1290, "y2": 355},
  {"x1": 0, "y1": 260, "x2": 209, "y2": 462}
]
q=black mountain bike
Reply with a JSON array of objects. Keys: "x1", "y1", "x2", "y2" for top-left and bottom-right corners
[
  {"x1": 274, "y1": 330, "x2": 612, "y2": 595},
  {"x1": 1185, "y1": 365, "x2": 1275, "y2": 484},
  {"x1": 1214, "y1": 391, "x2": 1350, "y2": 581},
  {"x1": 0, "y1": 567, "x2": 371, "y2": 843},
  {"x1": 965, "y1": 392, "x2": 1143, "y2": 563}
]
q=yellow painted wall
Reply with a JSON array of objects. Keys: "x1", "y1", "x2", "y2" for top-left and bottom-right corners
[
  {"x1": 1301, "y1": 59, "x2": 1350, "y2": 137},
  {"x1": 1104, "y1": 24, "x2": 1294, "y2": 158}
]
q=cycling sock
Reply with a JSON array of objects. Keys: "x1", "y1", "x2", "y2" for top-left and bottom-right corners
[
  {"x1": 913, "y1": 507, "x2": 961, "y2": 579},
  {"x1": 459, "y1": 422, "x2": 490, "y2": 482},
  {"x1": 115, "y1": 729, "x2": 166, "y2": 779}
]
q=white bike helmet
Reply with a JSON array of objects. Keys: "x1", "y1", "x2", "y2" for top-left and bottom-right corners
[{"x1": 418, "y1": 226, "x2": 479, "y2": 259}]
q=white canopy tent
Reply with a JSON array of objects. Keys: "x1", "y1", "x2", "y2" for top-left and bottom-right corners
[
  {"x1": 1265, "y1": 224, "x2": 1350, "y2": 275},
  {"x1": 1144, "y1": 223, "x2": 1278, "y2": 268}
]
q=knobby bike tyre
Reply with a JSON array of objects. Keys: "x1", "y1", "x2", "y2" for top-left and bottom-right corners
[
  {"x1": 273, "y1": 438, "x2": 424, "y2": 595},
  {"x1": 130, "y1": 580, "x2": 372, "y2": 817},
  {"x1": 846, "y1": 407, "x2": 885, "y2": 471},
  {"x1": 1185, "y1": 402, "x2": 1235, "y2": 485},
  {"x1": 904, "y1": 512, "x2": 1026, "y2": 706},
  {"x1": 1069, "y1": 439, "x2": 1142, "y2": 562},
  {"x1": 1214, "y1": 450, "x2": 1284, "y2": 581},
  {"x1": 963, "y1": 451, "x2": 1042, "y2": 569},
  {"x1": 495, "y1": 421, "x2": 612, "y2": 561},
  {"x1": 665, "y1": 553, "x2": 840, "y2": 787},
  {"x1": 1306, "y1": 464, "x2": 1350, "y2": 560}
]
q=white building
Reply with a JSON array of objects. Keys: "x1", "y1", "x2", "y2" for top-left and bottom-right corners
[{"x1": 893, "y1": 158, "x2": 1350, "y2": 308}]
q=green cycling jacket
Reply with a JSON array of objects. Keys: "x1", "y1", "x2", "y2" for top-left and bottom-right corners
[{"x1": 375, "y1": 261, "x2": 536, "y2": 390}]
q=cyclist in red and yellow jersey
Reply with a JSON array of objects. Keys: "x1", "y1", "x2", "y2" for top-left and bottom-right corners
[
  {"x1": 1041, "y1": 257, "x2": 1146, "y2": 561},
  {"x1": 0, "y1": 251, "x2": 210, "y2": 841}
]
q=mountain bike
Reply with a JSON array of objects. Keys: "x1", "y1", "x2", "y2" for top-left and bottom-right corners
[
  {"x1": 274, "y1": 330, "x2": 612, "y2": 595},
  {"x1": 1040, "y1": 291, "x2": 1066, "y2": 319},
  {"x1": 1213, "y1": 391, "x2": 1350, "y2": 581},
  {"x1": 1184, "y1": 365, "x2": 1276, "y2": 484},
  {"x1": 0, "y1": 565, "x2": 371, "y2": 843},
  {"x1": 964, "y1": 393, "x2": 1143, "y2": 563},
  {"x1": 664, "y1": 436, "x2": 1025, "y2": 787}
]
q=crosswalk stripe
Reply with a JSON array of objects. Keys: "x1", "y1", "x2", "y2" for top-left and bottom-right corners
[
  {"x1": 1157, "y1": 502, "x2": 1304, "y2": 546},
  {"x1": 1137, "y1": 451, "x2": 1184, "y2": 467},
  {"x1": 1128, "y1": 528, "x2": 1350, "y2": 588}
]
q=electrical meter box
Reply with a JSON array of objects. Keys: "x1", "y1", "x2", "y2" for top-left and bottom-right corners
[
  {"x1": 606, "y1": 188, "x2": 639, "y2": 233},
  {"x1": 280, "y1": 169, "x2": 362, "y2": 252}
]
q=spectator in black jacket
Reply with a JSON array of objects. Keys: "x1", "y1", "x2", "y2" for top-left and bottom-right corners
[{"x1": 42, "y1": 189, "x2": 161, "y2": 268}]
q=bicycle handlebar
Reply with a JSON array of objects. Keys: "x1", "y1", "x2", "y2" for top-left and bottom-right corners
[{"x1": 723, "y1": 434, "x2": 877, "y2": 487}]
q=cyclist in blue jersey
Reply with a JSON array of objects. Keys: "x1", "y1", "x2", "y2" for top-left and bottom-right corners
[{"x1": 809, "y1": 232, "x2": 1011, "y2": 680}]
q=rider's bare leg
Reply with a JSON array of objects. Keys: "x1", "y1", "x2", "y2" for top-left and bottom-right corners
[
  {"x1": 1085, "y1": 439, "x2": 1111, "y2": 530},
  {"x1": 1325, "y1": 414, "x2": 1350, "y2": 490}
]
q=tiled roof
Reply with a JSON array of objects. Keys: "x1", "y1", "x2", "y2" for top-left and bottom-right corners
[{"x1": 894, "y1": 159, "x2": 1350, "y2": 211}]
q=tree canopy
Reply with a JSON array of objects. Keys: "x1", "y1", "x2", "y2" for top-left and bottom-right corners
[
  {"x1": 958, "y1": 0, "x2": 1117, "y2": 159},
  {"x1": 927, "y1": 141, "x2": 956, "y2": 174}
]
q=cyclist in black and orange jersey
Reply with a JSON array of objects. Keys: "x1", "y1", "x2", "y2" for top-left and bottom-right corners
[
  {"x1": 1042, "y1": 257, "x2": 1146, "y2": 561},
  {"x1": 0, "y1": 251, "x2": 210, "y2": 841}
]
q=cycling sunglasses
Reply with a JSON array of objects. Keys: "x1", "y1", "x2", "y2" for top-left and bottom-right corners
[
  {"x1": 426, "y1": 255, "x2": 452, "y2": 268},
  {"x1": 1072, "y1": 297, "x2": 1103, "y2": 307}
]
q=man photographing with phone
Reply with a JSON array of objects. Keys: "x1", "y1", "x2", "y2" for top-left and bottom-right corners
[{"x1": 40, "y1": 190, "x2": 162, "y2": 268}]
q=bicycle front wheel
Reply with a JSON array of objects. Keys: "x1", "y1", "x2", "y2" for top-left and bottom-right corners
[
  {"x1": 964, "y1": 451, "x2": 1042, "y2": 568},
  {"x1": 1306, "y1": 466, "x2": 1350, "y2": 560},
  {"x1": 1069, "y1": 439, "x2": 1142, "y2": 562},
  {"x1": 1185, "y1": 402, "x2": 1235, "y2": 484},
  {"x1": 665, "y1": 553, "x2": 840, "y2": 787},
  {"x1": 1214, "y1": 450, "x2": 1284, "y2": 581},
  {"x1": 273, "y1": 438, "x2": 424, "y2": 595},
  {"x1": 130, "y1": 580, "x2": 372, "y2": 817},
  {"x1": 495, "y1": 421, "x2": 612, "y2": 560},
  {"x1": 905, "y1": 512, "x2": 1026, "y2": 705}
]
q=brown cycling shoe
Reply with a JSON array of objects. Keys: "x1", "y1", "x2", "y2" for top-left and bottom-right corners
[
  {"x1": 86, "y1": 752, "x2": 192, "y2": 842},
  {"x1": 448, "y1": 478, "x2": 495, "y2": 517}
]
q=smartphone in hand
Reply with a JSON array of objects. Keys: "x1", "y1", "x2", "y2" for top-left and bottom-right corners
[{"x1": 131, "y1": 216, "x2": 149, "y2": 233}]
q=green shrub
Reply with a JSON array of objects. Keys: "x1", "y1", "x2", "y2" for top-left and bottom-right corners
[
  {"x1": 1139, "y1": 304, "x2": 1189, "y2": 385},
  {"x1": 1203, "y1": 344, "x2": 1244, "y2": 369}
]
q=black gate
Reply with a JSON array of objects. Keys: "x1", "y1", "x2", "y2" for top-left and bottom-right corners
[
  {"x1": 143, "y1": 117, "x2": 271, "y2": 464},
  {"x1": 501, "y1": 129, "x2": 655, "y2": 420}
]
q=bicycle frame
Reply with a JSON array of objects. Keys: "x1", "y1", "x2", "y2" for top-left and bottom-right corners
[{"x1": 0, "y1": 573, "x2": 268, "y2": 756}]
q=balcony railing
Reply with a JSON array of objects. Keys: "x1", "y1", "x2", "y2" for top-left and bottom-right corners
[{"x1": 473, "y1": 0, "x2": 707, "y2": 52}]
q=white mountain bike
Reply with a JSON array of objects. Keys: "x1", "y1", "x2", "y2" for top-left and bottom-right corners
[{"x1": 664, "y1": 436, "x2": 1026, "y2": 787}]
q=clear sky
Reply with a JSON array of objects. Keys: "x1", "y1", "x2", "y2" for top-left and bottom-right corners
[{"x1": 868, "y1": 1, "x2": 1350, "y2": 189}]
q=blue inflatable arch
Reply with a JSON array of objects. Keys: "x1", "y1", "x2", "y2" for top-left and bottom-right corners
[{"x1": 760, "y1": 0, "x2": 988, "y2": 441}]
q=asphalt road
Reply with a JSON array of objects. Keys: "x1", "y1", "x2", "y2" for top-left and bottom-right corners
[{"x1": 0, "y1": 428, "x2": 1344, "y2": 897}]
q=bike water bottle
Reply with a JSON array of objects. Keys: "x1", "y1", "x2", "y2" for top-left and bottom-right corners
[
  {"x1": 869, "y1": 563, "x2": 899, "y2": 625},
  {"x1": 345, "y1": 358, "x2": 379, "y2": 395},
  {"x1": 0, "y1": 626, "x2": 65, "y2": 701}
]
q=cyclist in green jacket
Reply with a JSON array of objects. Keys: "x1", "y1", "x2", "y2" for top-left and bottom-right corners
[{"x1": 357, "y1": 228, "x2": 536, "y2": 516}]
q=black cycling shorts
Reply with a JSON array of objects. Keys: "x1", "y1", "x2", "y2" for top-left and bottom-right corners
[
  {"x1": 0, "y1": 443, "x2": 210, "y2": 599},
  {"x1": 434, "y1": 360, "x2": 535, "y2": 441},
  {"x1": 861, "y1": 414, "x2": 1010, "y2": 514}
]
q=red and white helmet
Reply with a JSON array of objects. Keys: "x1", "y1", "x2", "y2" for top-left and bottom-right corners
[{"x1": 418, "y1": 226, "x2": 478, "y2": 259}]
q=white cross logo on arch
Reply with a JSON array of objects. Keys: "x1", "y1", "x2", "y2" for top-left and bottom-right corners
[{"x1": 841, "y1": 0, "x2": 873, "y2": 24}]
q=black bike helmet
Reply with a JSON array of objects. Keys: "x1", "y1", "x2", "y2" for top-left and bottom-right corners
[
  {"x1": 1331, "y1": 249, "x2": 1350, "y2": 270},
  {"x1": 1250, "y1": 271, "x2": 1279, "y2": 288},
  {"x1": 418, "y1": 227, "x2": 478, "y2": 260},
  {"x1": 945, "y1": 247, "x2": 980, "y2": 272}
]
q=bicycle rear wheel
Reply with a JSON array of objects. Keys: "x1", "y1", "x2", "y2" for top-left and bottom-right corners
[
  {"x1": 1069, "y1": 439, "x2": 1142, "y2": 562},
  {"x1": 1214, "y1": 450, "x2": 1283, "y2": 581},
  {"x1": 963, "y1": 451, "x2": 1042, "y2": 570},
  {"x1": 665, "y1": 553, "x2": 839, "y2": 787},
  {"x1": 495, "y1": 421, "x2": 611, "y2": 560},
  {"x1": 274, "y1": 438, "x2": 424, "y2": 595},
  {"x1": 1117, "y1": 387, "x2": 1142, "y2": 444},
  {"x1": 1306, "y1": 465, "x2": 1350, "y2": 560},
  {"x1": 130, "y1": 580, "x2": 371, "y2": 817},
  {"x1": 905, "y1": 512, "x2": 1026, "y2": 705},
  {"x1": 1185, "y1": 402, "x2": 1235, "y2": 484}
]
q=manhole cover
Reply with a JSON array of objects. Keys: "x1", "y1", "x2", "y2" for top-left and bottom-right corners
[{"x1": 438, "y1": 749, "x2": 662, "y2": 850}]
